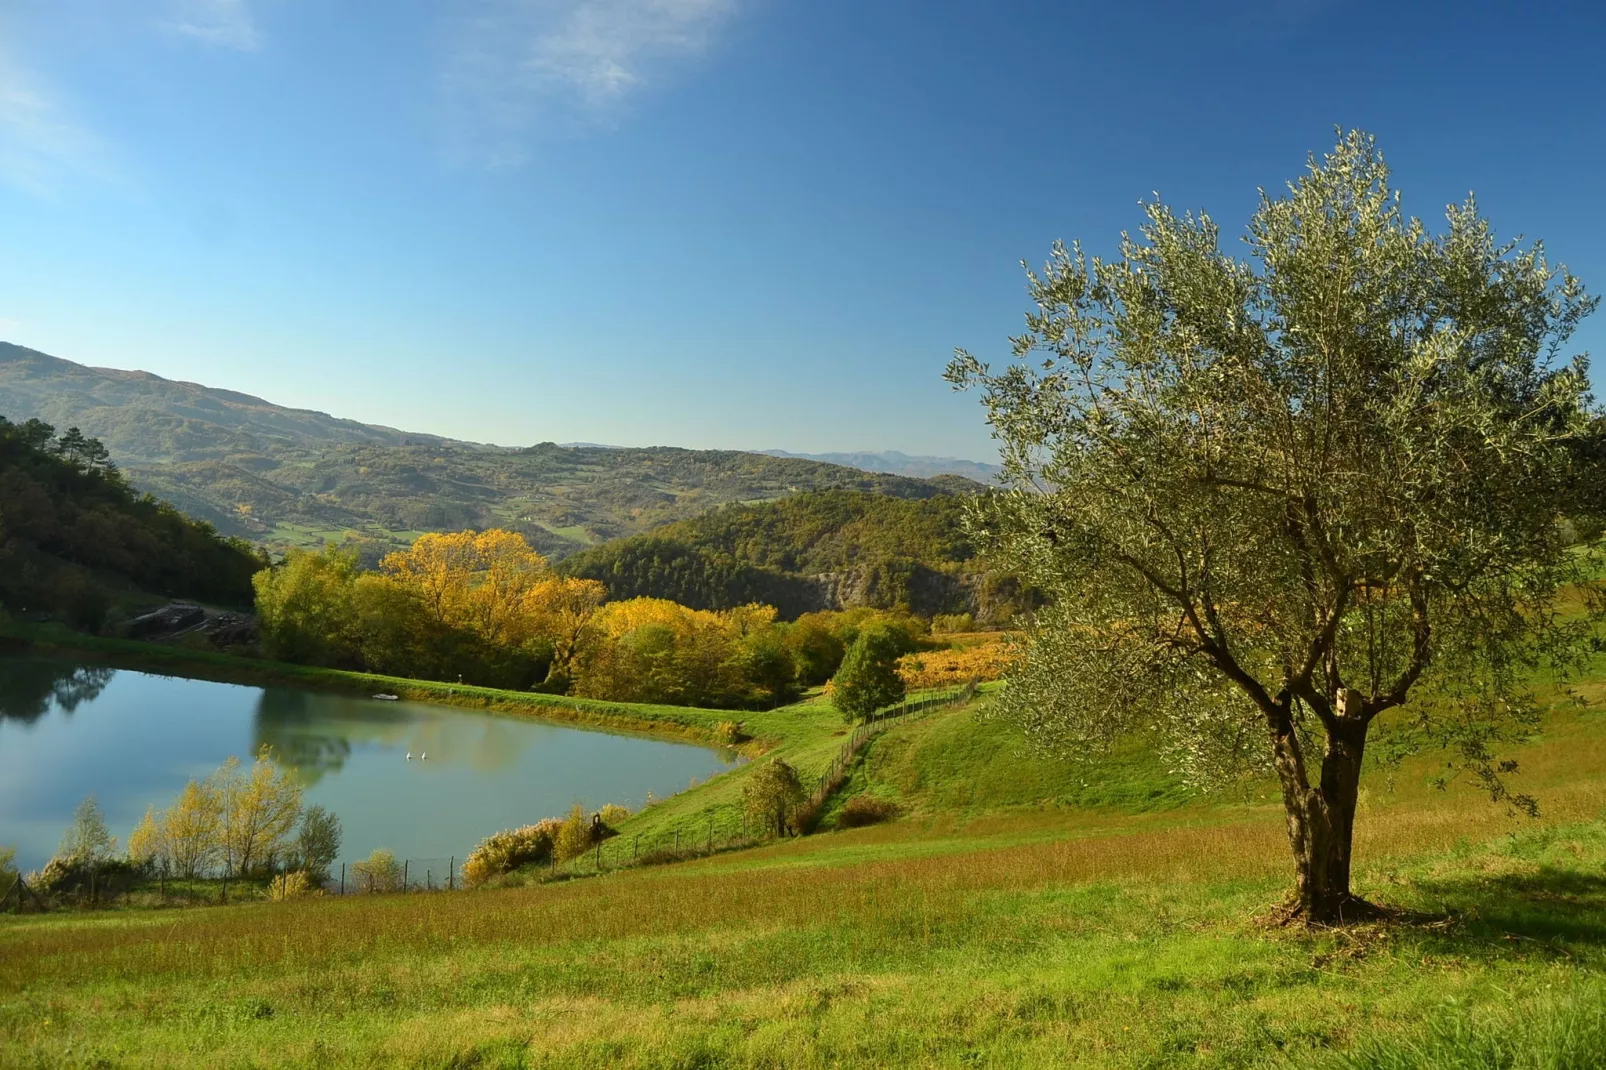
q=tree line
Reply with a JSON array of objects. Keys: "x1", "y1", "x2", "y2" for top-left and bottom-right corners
[{"x1": 253, "y1": 530, "x2": 935, "y2": 710}]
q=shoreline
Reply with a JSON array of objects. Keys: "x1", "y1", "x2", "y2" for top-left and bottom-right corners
[{"x1": 0, "y1": 619, "x2": 768, "y2": 754}]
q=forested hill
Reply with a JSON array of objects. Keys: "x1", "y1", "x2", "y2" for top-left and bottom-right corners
[
  {"x1": 0, "y1": 343, "x2": 969, "y2": 559},
  {"x1": 558, "y1": 488, "x2": 1030, "y2": 622},
  {"x1": 0, "y1": 416, "x2": 264, "y2": 628}
]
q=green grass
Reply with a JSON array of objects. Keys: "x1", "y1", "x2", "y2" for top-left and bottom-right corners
[
  {"x1": 835, "y1": 699, "x2": 1195, "y2": 820},
  {"x1": 5, "y1": 679, "x2": 1606, "y2": 1067}
]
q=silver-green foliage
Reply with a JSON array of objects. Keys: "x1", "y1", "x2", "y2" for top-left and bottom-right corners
[{"x1": 948, "y1": 130, "x2": 1601, "y2": 913}]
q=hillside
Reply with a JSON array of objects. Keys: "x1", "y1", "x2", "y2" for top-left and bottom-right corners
[
  {"x1": 0, "y1": 417, "x2": 263, "y2": 628},
  {"x1": 0, "y1": 343, "x2": 965, "y2": 559},
  {"x1": 559, "y1": 488, "x2": 1032, "y2": 620},
  {"x1": 4, "y1": 681, "x2": 1604, "y2": 1067}
]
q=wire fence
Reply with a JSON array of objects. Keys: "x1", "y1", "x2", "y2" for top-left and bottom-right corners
[
  {"x1": 555, "y1": 680, "x2": 982, "y2": 878},
  {"x1": 807, "y1": 680, "x2": 979, "y2": 809}
]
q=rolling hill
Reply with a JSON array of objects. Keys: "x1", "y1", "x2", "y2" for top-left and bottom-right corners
[
  {"x1": 0, "y1": 343, "x2": 973, "y2": 561},
  {"x1": 559, "y1": 488, "x2": 1031, "y2": 621}
]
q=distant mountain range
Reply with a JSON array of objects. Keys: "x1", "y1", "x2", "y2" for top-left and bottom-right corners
[
  {"x1": 0, "y1": 342, "x2": 979, "y2": 560},
  {"x1": 759, "y1": 449, "x2": 1002, "y2": 483}
]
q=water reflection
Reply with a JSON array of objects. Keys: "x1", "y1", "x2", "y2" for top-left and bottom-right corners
[
  {"x1": 0, "y1": 653, "x2": 737, "y2": 872},
  {"x1": 0, "y1": 660, "x2": 115, "y2": 725},
  {"x1": 251, "y1": 690, "x2": 537, "y2": 785}
]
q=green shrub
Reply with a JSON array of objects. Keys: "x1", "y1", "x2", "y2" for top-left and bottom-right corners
[
  {"x1": 596, "y1": 803, "x2": 631, "y2": 827},
  {"x1": 743, "y1": 759, "x2": 807, "y2": 837},
  {"x1": 831, "y1": 625, "x2": 907, "y2": 721}
]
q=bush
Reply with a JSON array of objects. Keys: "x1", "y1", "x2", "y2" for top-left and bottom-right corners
[
  {"x1": 269, "y1": 870, "x2": 315, "y2": 900},
  {"x1": 27, "y1": 856, "x2": 144, "y2": 901},
  {"x1": 462, "y1": 819, "x2": 563, "y2": 887},
  {"x1": 838, "y1": 795, "x2": 899, "y2": 828},
  {"x1": 712, "y1": 721, "x2": 748, "y2": 745},
  {"x1": 597, "y1": 803, "x2": 631, "y2": 827},
  {"x1": 351, "y1": 849, "x2": 403, "y2": 893},
  {"x1": 743, "y1": 759, "x2": 807, "y2": 838},
  {"x1": 553, "y1": 805, "x2": 593, "y2": 862}
]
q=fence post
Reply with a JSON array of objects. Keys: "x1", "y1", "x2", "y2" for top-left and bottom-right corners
[
  {"x1": 340, "y1": 863, "x2": 346, "y2": 896},
  {"x1": 675, "y1": 828, "x2": 680, "y2": 853},
  {"x1": 403, "y1": 859, "x2": 409, "y2": 892},
  {"x1": 634, "y1": 835, "x2": 639, "y2": 860},
  {"x1": 449, "y1": 857, "x2": 455, "y2": 891}
]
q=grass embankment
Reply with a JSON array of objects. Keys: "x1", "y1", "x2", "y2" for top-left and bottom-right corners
[{"x1": 5, "y1": 676, "x2": 1606, "y2": 1067}]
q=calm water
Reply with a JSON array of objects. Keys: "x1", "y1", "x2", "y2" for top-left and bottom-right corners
[{"x1": 0, "y1": 655, "x2": 737, "y2": 872}]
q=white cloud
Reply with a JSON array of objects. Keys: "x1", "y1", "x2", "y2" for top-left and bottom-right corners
[
  {"x1": 445, "y1": 0, "x2": 739, "y2": 166},
  {"x1": 0, "y1": 50, "x2": 109, "y2": 196},
  {"x1": 167, "y1": 0, "x2": 261, "y2": 51}
]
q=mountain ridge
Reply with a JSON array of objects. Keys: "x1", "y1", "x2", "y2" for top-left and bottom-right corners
[
  {"x1": 0, "y1": 342, "x2": 976, "y2": 559},
  {"x1": 759, "y1": 448, "x2": 1002, "y2": 482}
]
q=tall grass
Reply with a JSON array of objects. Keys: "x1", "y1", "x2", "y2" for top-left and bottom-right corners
[{"x1": 1327, "y1": 984, "x2": 1606, "y2": 1070}]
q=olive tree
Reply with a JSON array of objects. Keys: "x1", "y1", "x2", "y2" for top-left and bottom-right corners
[{"x1": 947, "y1": 131, "x2": 1601, "y2": 923}]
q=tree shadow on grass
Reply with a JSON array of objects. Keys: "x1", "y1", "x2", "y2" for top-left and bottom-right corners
[{"x1": 1391, "y1": 866, "x2": 1606, "y2": 958}]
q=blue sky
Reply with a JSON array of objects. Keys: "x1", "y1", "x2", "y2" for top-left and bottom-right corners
[{"x1": 2, "y1": 1, "x2": 1602, "y2": 460}]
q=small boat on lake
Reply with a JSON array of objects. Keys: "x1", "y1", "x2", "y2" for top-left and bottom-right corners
[{"x1": 373, "y1": 693, "x2": 400, "y2": 701}]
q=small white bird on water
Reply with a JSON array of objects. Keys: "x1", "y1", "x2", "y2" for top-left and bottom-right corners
[
  {"x1": 405, "y1": 751, "x2": 413, "y2": 760},
  {"x1": 420, "y1": 752, "x2": 428, "y2": 760}
]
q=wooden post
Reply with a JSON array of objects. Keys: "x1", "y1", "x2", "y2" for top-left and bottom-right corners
[
  {"x1": 633, "y1": 835, "x2": 639, "y2": 860},
  {"x1": 220, "y1": 867, "x2": 228, "y2": 905},
  {"x1": 449, "y1": 857, "x2": 455, "y2": 891},
  {"x1": 403, "y1": 859, "x2": 409, "y2": 892},
  {"x1": 339, "y1": 862, "x2": 346, "y2": 896}
]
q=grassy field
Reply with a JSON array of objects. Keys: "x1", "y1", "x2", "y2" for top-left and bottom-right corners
[{"x1": 4, "y1": 672, "x2": 1605, "y2": 1067}]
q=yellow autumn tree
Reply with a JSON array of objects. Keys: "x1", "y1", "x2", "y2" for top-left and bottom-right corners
[
  {"x1": 162, "y1": 778, "x2": 223, "y2": 878},
  {"x1": 127, "y1": 806, "x2": 164, "y2": 868},
  {"x1": 528, "y1": 575, "x2": 607, "y2": 684},
  {"x1": 382, "y1": 529, "x2": 550, "y2": 643},
  {"x1": 214, "y1": 746, "x2": 304, "y2": 876}
]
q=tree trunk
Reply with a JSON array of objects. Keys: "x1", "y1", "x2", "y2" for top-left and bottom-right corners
[{"x1": 1267, "y1": 693, "x2": 1370, "y2": 924}]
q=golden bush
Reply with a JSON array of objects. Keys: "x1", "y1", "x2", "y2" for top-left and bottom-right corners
[
  {"x1": 462, "y1": 818, "x2": 563, "y2": 887},
  {"x1": 268, "y1": 870, "x2": 314, "y2": 901}
]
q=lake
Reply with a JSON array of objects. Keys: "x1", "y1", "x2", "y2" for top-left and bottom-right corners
[{"x1": 0, "y1": 654, "x2": 739, "y2": 873}]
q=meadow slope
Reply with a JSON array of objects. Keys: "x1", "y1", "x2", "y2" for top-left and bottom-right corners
[{"x1": 4, "y1": 681, "x2": 1605, "y2": 1067}]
